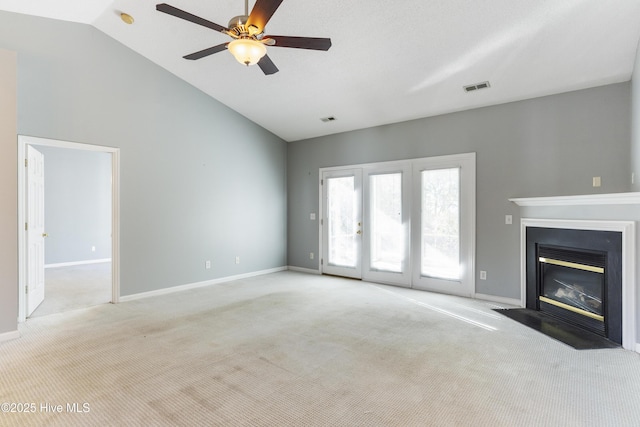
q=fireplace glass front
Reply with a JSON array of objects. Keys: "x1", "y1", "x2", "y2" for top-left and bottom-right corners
[
  {"x1": 540, "y1": 261, "x2": 604, "y2": 318},
  {"x1": 537, "y1": 245, "x2": 606, "y2": 336}
]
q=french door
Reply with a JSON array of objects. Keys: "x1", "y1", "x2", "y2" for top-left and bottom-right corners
[
  {"x1": 321, "y1": 169, "x2": 363, "y2": 278},
  {"x1": 362, "y1": 164, "x2": 412, "y2": 285},
  {"x1": 320, "y1": 153, "x2": 475, "y2": 297}
]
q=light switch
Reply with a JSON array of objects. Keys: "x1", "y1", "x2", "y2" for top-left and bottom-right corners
[
  {"x1": 310, "y1": 213, "x2": 316, "y2": 220},
  {"x1": 505, "y1": 215, "x2": 512, "y2": 225},
  {"x1": 593, "y1": 176, "x2": 601, "y2": 187}
]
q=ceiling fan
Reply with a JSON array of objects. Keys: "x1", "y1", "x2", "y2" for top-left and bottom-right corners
[{"x1": 156, "y1": 0, "x2": 332, "y2": 75}]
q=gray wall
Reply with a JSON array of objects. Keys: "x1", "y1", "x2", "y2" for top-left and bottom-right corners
[
  {"x1": 287, "y1": 83, "x2": 631, "y2": 300},
  {"x1": 37, "y1": 146, "x2": 112, "y2": 264},
  {"x1": 0, "y1": 11, "x2": 287, "y2": 335},
  {"x1": 632, "y1": 39, "x2": 640, "y2": 191},
  {"x1": 0, "y1": 48, "x2": 17, "y2": 336}
]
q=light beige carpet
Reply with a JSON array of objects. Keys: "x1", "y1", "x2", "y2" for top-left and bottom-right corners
[
  {"x1": 1, "y1": 271, "x2": 639, "y2": 426},
  {"x1": 30, "y1": 262, "x2": 112, "y2": 318}
]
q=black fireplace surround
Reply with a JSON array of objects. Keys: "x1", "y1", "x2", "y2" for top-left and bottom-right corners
[{"x1": 526, "y1": 227, "x2": 623, "y2": 344}]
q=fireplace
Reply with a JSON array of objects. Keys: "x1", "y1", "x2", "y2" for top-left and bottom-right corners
[
  {"x1": 526, "y1": 227, "x2": 622, "y2": 344},
  {"x1": 510, "y1": 194, "x2": 637, "y2": 351}
]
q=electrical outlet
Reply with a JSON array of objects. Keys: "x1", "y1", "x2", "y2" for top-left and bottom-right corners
[
  {"x1": 235, "y1": 256, "x2": 240, "y2": 264},
  {"x1": 205, "y1": 260, "x2": 211, "y2": 269},
  {"x1": 480, "y1": 271, "x2": 487, "y2": 280},
  {"x1": 310, "y1": 252, "x2": 314, "y2": 260},
  {"x1": 91, "y1": 246, "x2": 96, "y2": 252}
]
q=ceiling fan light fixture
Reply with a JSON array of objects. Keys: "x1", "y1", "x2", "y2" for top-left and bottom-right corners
[{"x1": 228, "y1": 38, "x2": 267, "y2": 66}]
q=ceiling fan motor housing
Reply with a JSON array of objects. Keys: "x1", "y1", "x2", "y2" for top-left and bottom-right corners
[
  {"x1": 228, "y1": 15, "x2": 248, "y2": 29},
  {"x1": 228, "y1": 15, "x2": 262, "y2": 38}
]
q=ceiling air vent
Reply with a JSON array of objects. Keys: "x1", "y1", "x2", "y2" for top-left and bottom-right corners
[
  {"x1": 320, "y1": 116, "x2": 336, "y2": 122},
  {"x1": 463, "y1": 81, "x2": 491, "y2": 92}
]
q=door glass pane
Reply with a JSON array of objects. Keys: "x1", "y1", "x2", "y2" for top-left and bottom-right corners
[
  {"x1": 370, "y1": 173, "x2": 403, "y2": 272},
  {"x1": 421, "y1": 168, "x2": 460, "y2": 280},
  {"x1": 327, "y1": 176, "x2": 357, "y2": 267}
]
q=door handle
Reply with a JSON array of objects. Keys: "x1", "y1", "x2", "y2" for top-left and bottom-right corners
[
  {"x1": 42, "y1": 233, "x2": 49, "y2": 238},
  {"x1": 356, "y1": 230, "x2": 362, "y2": 235}
]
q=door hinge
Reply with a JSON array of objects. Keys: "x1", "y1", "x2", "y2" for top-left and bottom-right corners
[
  {"x1": 321, "y1": 258, "x2": 323, "y2": 265},
  {"x1": 321, "y1": 218, "x2": 323, "y2": 225},
  {"x1": 25, "y1": 222, "x2": 28, "y2": 231},
  {"x1": 321, "y1": 179, "x2": 323, "y2": 185},
  {"x1": 24, "y1": 159, "x2": 28, "y2": 167},
  {"x1": 25, "y1": 285, "x2": 28, "y2": 293}
]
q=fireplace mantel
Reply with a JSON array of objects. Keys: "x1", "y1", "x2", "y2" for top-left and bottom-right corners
[{"x1": 510, "y1": 192, "x2": 640, "y2": 207}]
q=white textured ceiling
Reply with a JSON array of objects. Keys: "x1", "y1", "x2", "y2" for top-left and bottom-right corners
[{"x1": 2, "y1": 0, "x2": 640, "y2": 141}]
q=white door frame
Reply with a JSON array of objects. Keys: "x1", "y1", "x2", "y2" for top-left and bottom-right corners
[
  {"x1": 410, "y1": 153, "x2": 476, "y2": 297},
  {"x1": 319, "y1": 153, "x2": 476, "y2": 295},
  {"x1": 17, "y1": 135, "x2": 121, "y2": 322}
]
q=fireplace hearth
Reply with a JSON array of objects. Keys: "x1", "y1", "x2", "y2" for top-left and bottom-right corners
[{"x1": 526, "y1": 227, "x2": 622, "y2": 344}]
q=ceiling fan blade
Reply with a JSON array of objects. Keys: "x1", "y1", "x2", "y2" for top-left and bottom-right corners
[
  {"x1": 246, "y1": 0, "x2": 284, "y2": 34},
  {"x1": 265, "y1": 36, "x2": 332, "y2": 51},
  {"x1": 156, "y1": 3, "x2": 229, "y2": 33},
  {"x1": 183, "y1": 43, "x2": 229, "y2": 60},
  {"x1": 258, "y1": 55, "x2": 279, "y2": 75}
]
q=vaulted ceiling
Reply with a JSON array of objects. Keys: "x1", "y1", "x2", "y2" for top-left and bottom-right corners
[{"x1": 2, "y1": 0, "x2": 640, "y2": 141}]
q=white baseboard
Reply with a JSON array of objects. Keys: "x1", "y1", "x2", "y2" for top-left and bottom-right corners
[
  {"x1": 45, "y1": 258, "x2": 111, "y2": 269},
  {"x1": 475, "y1": 293, "x2": 522, "y2": 307},
  {"x1": 0, "y1": 330, "x2": 20, "y2": 344},
  {"x1": 287, "y1": 266, "x2": 321, "y2": 275},
  {"x1": 119, "y1": 266, "x2": 288, "y2": 302}
]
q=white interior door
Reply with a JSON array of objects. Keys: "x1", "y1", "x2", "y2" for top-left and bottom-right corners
[
  {"x1": 26, "y1": 145, "x2": 46, "y2": 316},
  {"x1": 321, "y1": 169, "x2": 363, "y2": 278}
]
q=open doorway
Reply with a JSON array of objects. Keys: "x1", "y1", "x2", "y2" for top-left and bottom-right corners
[{"x1": 17, "y1": 135, "x2": 120, "y2": 321}]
